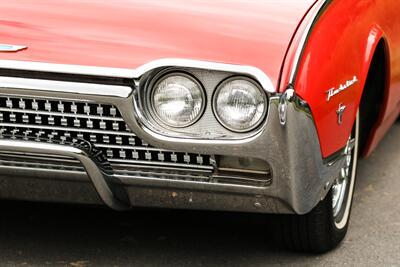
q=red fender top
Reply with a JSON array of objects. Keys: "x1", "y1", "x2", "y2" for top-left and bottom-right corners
[{"x1": 0, "y1": 0, "x2": 315, "y2": 89}]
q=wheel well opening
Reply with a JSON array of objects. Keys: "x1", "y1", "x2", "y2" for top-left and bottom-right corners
[{"x1": 359, "y1": 39, "x2": 388, "y2": 156}]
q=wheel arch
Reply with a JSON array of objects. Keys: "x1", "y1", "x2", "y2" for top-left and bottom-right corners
[{"x1": 358, "y1": 35, "x2": 391, "y2": 157}]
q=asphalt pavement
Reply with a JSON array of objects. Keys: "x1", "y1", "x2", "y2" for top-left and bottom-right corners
[{"x1": 0, "y1": 122, "x2": 399, "y2": 267}]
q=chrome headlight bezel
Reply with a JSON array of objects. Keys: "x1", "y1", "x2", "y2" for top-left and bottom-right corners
[
  {"x1": 147, "y1": 71, "x2": 207, "y2": 128},
  {"x1": 136, "y1": 65, "x2": 271, "y2": 140},
  {"x1": 212, "y1": 76, "x2": 268, "y2": 133}
]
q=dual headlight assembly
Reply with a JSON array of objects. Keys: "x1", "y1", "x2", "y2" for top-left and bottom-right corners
[{"x1": 147, "y1": 71, "x2": 268, "y2": 133}]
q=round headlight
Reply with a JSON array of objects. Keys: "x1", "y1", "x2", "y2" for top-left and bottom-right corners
[
  {"x1": 151, "y1": 73, "x2": 205, "y2": 128},
  {"x1": 213, "y1": 77, "x2": 267, "y2": 132}
]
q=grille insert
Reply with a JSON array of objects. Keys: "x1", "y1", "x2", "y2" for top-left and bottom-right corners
[{"x1": 0, "y1": 96, "x2": 213, "y2": 170}]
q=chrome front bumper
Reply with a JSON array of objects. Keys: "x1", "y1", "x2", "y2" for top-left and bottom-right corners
[
  {"x1": 0, "y1": 138, "x2": 130, "y2": 210},
  {"x1": 0, "y1": 60, "x2": 346, "y2": 215}
]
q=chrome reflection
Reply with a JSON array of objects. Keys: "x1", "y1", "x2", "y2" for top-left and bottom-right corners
[{"x1": 332, "y1": 134, "x2": 356, "y2": 218}]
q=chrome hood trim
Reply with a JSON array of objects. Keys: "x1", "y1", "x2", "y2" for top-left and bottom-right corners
[{"x1": 0, "y1": 59, "x2": 275, "y2": 93}]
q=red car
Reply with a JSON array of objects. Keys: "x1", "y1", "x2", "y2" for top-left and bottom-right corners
[{"x1": 0, "y1": 0, "x2": 397, "y2": 252}]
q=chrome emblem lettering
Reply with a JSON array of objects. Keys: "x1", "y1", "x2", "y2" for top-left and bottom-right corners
[
  {"x1": 326, "y1": 76, "x2": 358, "y2": 102},
  {"x1": 0, "y1": 44, "x2": 27, "y2": 52}
]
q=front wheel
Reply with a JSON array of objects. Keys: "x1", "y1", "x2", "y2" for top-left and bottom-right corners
[{"x1": 278, "y1": 112, "x2": 359, "y2": 253}]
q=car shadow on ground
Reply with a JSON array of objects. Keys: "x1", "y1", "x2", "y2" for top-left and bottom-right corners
[
  {"x1": 0, "y1": 201, "x2": 298, "y2": 266},
  {"x1": 0, "y1": 122, "x2": 399, "y2": 267}
]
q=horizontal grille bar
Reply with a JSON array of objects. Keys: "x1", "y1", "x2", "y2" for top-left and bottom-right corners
[
  {"x1": 0, "y1": 123, "x2": 135, "y2": 136},
  {"x1": 108, "y1": 158, "x2": 213, "y2": 170},
  {"x1": 0, "y1": 154, "x2": 271, "y2": 188},
  {"x1": 0, "y1": 107, "x2": 125, "y2": 121},
  {"x1": 0, "y1": 152, "x2": 213, "y2": 173}
]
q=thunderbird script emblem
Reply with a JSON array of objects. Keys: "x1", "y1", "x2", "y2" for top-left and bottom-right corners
[
  {"x1": 0, "y1": 44, "x2": 27, "y2": 52},
  {"x1": 326, "y1": 76, "x2": 358, "y2": 102}
]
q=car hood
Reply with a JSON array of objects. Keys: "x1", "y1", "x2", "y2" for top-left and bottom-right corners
[{"x1": 0, "y1": 0, "x2": 315, "y2": 88}]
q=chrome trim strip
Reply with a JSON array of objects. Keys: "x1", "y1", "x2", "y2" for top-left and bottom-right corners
[
  {"x1": 0, "y1": 44, "x2": 27, "y2": 52},
  {"x1": 0, "y1": 58, "x2": 275, "y2": 93},
  {"x1": 0, "y1": 151, "x2": 76, "y2": 163},
  {"x1": 0, "y1": 158, "x2": 84, "y2": 172},
  {"x1": 0, "y1": 60, "x2": 135, "y2": 78},
  {"x1": 0, "y1": 76, "x2": 132, "y2": 98},
  {"x1": 288, "y1": 0, "x2": 332, "y2": 85},
  {"x1": 0, "y1": 138, "x2": 130, "y2": 210}
]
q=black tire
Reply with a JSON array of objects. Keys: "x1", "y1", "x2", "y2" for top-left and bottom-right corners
[{"x1": 276, "y1": 112, "x2": 359, "y2": 253}]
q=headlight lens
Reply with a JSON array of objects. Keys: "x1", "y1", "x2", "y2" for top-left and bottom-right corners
[
  {"x1": 151, "y1": 73, "x2": 205, "y2": 127},
  {"x1": 213, "y1": 77, "x2": 267, "y2": 132}
]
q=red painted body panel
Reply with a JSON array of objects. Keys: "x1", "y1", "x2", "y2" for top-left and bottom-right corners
[
  {"x1": 0, "y1": 0, "x2": 315, "y2": 88},
  {"x1": 282, "y1": 0, "x2": 400, "y2": 157}
]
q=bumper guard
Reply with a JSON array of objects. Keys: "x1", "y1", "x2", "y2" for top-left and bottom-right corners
[{"x1": 0, "y1": 138, "x2": 130, "y2": 210}]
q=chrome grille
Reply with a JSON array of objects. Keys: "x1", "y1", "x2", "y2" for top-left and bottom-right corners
[{"x1": 0, "y1": 95, "x2": 213, "y2": 170}]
